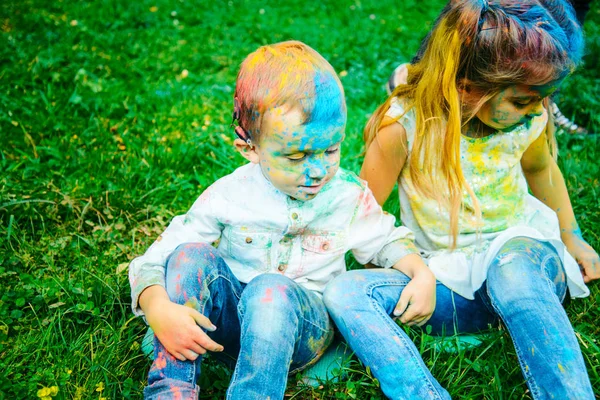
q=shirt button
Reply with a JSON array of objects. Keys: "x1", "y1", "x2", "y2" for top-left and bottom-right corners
[
  {"x1": 278, "y1": 264, "x2": 286, "y2": 271},
  {"x1": 291, "y1": 212, "x2": 298, "y2": 220},
  {"x1": 245, "y1": 237, "x2": 253, "y2": 244},
  {"x1": 321, "y1": 242, "x2": 330, "y2": 251}
]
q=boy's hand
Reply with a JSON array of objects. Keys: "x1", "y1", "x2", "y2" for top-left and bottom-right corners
[
  {"x1": 392, "y1": 263, "x2": 437, "y2": 327},
  {"x1": 145, "y1": 297, "x2": 224, "y2": 361},
  {"x1": 564, "y1": 235, "x2": 600, "y2": 283}
]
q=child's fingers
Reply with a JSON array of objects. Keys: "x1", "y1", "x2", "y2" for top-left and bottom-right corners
[
  {"x1": 189, "y1": 309, "x2": 217, "y2": 332},
  {"x1": 187, "y1": 341, "x2": 207, "y2": 356},
  {"x1": 416, "y1": 315, "x2": 433, "y2": 327},
  {"x1": 192, "y1": 325, "x2": 224, "y2": 352},
  {"x1": 393, "y1": 290, "x2": 411, "y2": 317},
  {"x1": 581, "y1": 257, "x2": 600, "y2": 283},
  {"x1": 399, "y1": 302, "x2": 421, "y2": 325}
]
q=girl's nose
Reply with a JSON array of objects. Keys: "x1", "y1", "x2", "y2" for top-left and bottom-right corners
[{"x1": 529, "y1": 101, "x2": 544, "y2": 118}]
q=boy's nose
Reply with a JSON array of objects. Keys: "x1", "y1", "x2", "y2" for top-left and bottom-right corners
[{"x1": 307, "y1": 160, "x2": 327, "y2": 180}]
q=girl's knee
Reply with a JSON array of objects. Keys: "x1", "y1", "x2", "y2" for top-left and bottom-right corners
[
  {"x1": 323, "y1": 270, "x2": 368, "y2": 311},
  {"x1": 324, "y1": 269, "x2": 407, "y2": 315},
  {"x1": 488, "y1": 238, "x2": 567, "y2": 303}
]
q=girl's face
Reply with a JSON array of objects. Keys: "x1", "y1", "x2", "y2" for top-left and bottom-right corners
[{"x1": 476, "y1": 83, "x2": 559, "y2": 132}]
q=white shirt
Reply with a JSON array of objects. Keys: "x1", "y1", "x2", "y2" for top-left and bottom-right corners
[{"x1": 129, "y1": 163, "x2": 417, "y2": 315}]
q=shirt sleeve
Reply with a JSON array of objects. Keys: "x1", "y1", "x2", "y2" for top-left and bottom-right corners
[
  {"x1": 128, "y1": 187, "x2": 224, "y2": 316},
  {"x1": 348, "y1": 185, "x2": 418, "y2": 268}
]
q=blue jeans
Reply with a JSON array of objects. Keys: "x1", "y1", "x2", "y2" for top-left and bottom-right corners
[
  {"x1": 324, "y1": 238, "x2": 594, "y2": 400},
  {"x1": 144, "y1": 243, "x2": 334, "y2": 400}
]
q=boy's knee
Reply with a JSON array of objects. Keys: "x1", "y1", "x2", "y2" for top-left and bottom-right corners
[
  {"x1": 239, "y1": 274, "x2": 302, "y2": 321},
  {"x1": 242, "y1": 274, "x2": 298, "y2": 305},
  {"x1": 243, "y1": 273, "x2": 296, "y2": 296},
  {"x1": 165, "y1": 243, "x2": 222, "y2": 297},
  {"x1": 167, "y1": 243, "x2": 219, "y2": 272}
]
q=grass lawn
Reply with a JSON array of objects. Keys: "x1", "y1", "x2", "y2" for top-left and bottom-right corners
[{"x1": 1, "y1": 0, "x2": 599, "y2": 398}]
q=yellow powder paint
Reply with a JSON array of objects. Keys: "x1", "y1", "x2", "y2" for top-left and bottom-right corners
[{"x1": 558, "y1": 363, "x2": 565, "y2": 373}]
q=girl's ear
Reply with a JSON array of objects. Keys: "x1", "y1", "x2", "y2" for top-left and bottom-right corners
[{"x1": 234, "y1": 138, "x2": 260, "y2": 163}]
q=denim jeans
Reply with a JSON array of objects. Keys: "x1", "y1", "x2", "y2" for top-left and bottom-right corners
[
  {"x1": 144, "y1": 243, "x2": 334, "y2": 400},
  {"x1": 324, "y1": 237, "x2": 594, "y2": 400}
]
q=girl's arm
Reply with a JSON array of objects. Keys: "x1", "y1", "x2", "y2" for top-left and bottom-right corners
[
  {"x1": 360, "y1": 120, "x2": 436, "y2": 326},
  {"x1": 360, "y1": 118, "x2": 409, "y2": 205},
  {"x1": 521, "y1": 130, "x2": 600, "y2": 283}
]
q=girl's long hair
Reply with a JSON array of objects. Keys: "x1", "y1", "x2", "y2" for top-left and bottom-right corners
[{"x1": 365, "y1": 0, "x2": 583, "y2": 247}]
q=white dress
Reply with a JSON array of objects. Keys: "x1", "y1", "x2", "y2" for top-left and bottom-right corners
[{"x1": 386, "y1": 98, "x2": 589, "y2": 300}]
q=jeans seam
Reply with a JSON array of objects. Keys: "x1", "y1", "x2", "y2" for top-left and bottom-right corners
[
  {"x1": 288, "y1": 328, "x2": 335, "y2": 375},
  {"x1": 205, "y1": 270, "x2": 244, "y2": 300},
  {"x1": 366, "y1": 279, "x2": 446, "y2": 400},
  {"x1": 300, "y1": 315, "x2": 331, "y2": 334},
  {"x1": 486, "y1": 284, "x2": 541, "y2": 399},
  {"x1": 540, "y1": 253, "x2": 567, "y2": 302}
]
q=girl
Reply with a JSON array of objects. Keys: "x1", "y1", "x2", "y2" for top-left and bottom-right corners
[{"x1": 324, "y1": 1, "x2": 599, "y2": 399}]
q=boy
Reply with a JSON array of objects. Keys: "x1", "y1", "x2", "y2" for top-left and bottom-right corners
[{"x1": 129, "y1": 40, "x2": 424, "y2": 399}]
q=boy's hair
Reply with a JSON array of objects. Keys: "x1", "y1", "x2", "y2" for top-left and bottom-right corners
[
  {"x1": 365, "y1": 0, "x2": 583, "y2": 247},
  {"x1": 234, "y1": 41, "x2": 346, "y2": 143}
]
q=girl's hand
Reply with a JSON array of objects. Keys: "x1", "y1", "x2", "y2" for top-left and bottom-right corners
[
  {"x1": 393, "y1": 267, "x2": 437, "y2": 327},
  {"x1": 145, "y1": 297, "x2": 224, "y2": 361},
  {"x1": 564, "y1": 236, "x2": 600, "y2": 283}
]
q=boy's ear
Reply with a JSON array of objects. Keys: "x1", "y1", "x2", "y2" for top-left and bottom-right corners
[{"x1": 234, "y1": 138, "x2": 260, "y2": 163}]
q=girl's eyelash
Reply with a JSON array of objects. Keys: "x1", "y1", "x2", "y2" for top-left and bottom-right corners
[
  {"x1": 326, "y1": 148, "x2": 339, "y2": 154},
  {"x1": 513, "y1": 101, "x2": 531, "y2": 109}
]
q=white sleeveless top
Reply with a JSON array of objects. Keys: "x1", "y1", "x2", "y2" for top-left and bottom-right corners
[{"x1": 386, "y1": 98, "x2": 589, "y2": 299}]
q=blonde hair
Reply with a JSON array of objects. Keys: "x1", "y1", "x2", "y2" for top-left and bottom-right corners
[
  {"x1": 365, "y1": 0, "x2": 583, "y2": 247},
  {"x1": 234, "y1": 41, "x2": 346, "y2": 143}
]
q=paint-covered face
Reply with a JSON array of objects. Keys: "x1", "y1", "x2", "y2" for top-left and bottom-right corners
[
  {"x1": 255, "y1": 104, "x2": 345, "y2": 201},
  {"x1": 476, "y1": 83, "x2": 560, "y2": 132}
]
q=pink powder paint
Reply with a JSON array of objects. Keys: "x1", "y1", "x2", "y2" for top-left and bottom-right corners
[
  {"x1": 155, "y1": 351, "x2": 167, "y2": 370},
  {"x1": 276, "y1": 285, "x2": 288, "y2": 300},
  {"x1": 262, "y1": 288, "x2": 273, "y2": 303},
  {"x1": 175, "y1": 274, "x2": 182, "y2": 295}
]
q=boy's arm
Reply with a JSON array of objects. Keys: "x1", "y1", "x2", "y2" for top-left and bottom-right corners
[
  {"x1": 521, "y1": 129, "x2": 600, "y2": 282},
  {"x1": 348, "y1": 186, "x2": 436, "y2": 326},
  {"x1": 129, "y1": 188, "x2": 226, "y2": 360},
  {"x1": 129, "y1": 189, "x2": 224, "y2": 316}
]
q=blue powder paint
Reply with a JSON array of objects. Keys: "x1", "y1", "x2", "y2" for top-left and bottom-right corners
[{"x1": 298, "y1": 71, "x2": 346, "y2": 151}]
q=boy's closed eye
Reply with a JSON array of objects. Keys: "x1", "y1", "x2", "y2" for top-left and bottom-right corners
[{"x1": 285, "y1": 146, "x2": 340, "y2": 162}]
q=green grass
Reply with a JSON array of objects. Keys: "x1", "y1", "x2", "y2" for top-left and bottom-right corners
[{"x1": 1, "y1": 0, "x2": 599, "y2": 398}]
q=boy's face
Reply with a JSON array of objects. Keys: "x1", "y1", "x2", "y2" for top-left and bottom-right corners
[{"x1": 247, "y1": 105, "x2": 345, "y2": 201}]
